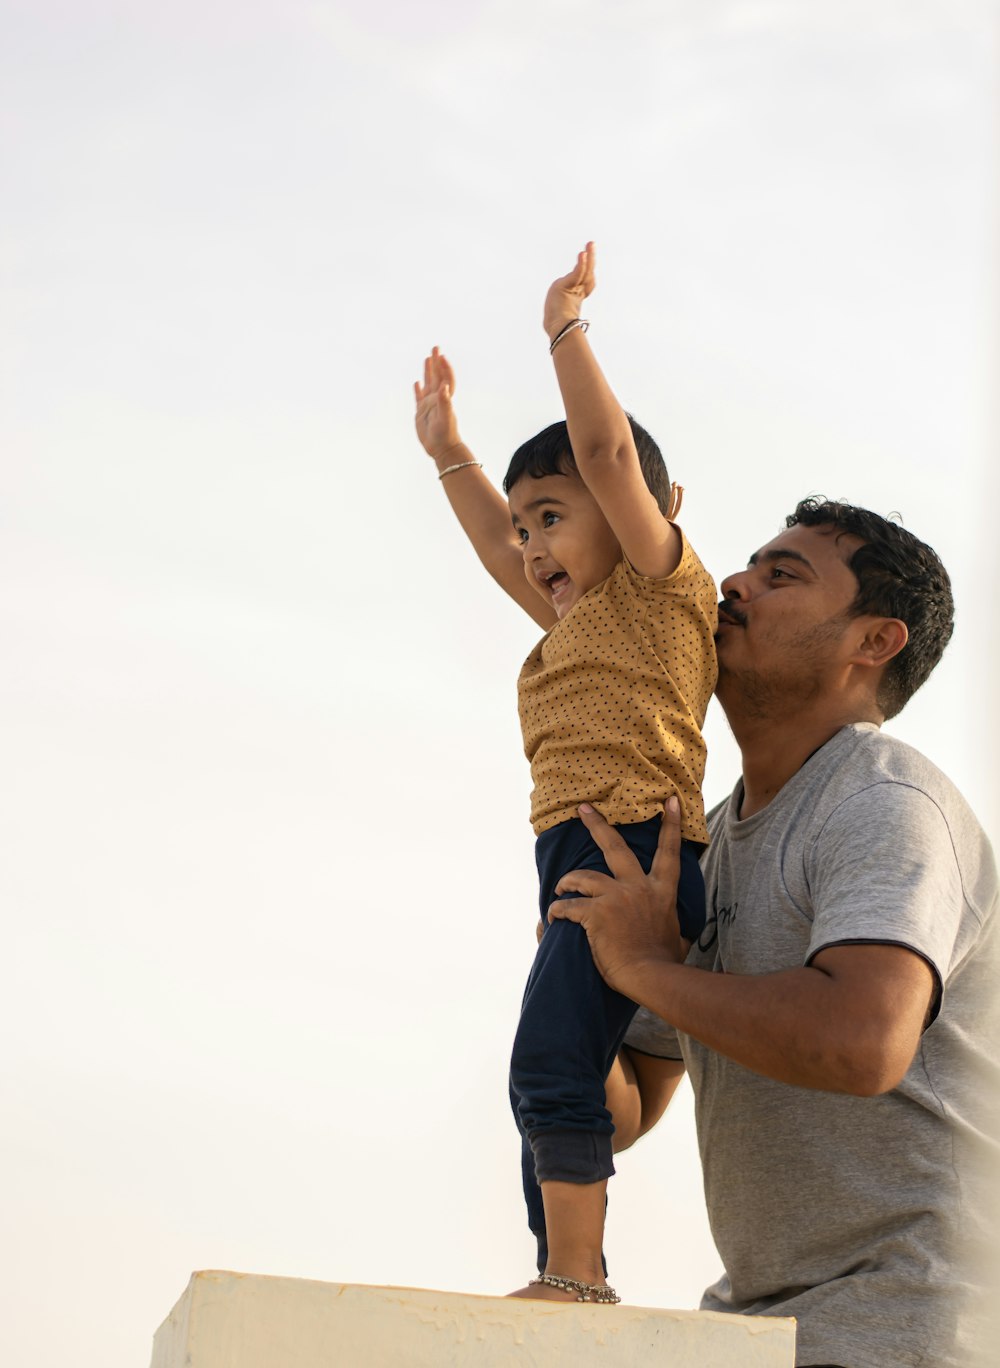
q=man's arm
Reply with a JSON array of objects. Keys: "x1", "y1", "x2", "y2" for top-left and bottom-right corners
[
  {"x1": 549, "y1": 800, "x2": 935, "y2": 1096},
  {"x1": 414, "y1": 348, "x2": 556, "y2": 629},
  {"x1": 543, "y1": 244, "x2": 681, "y2": 580}
]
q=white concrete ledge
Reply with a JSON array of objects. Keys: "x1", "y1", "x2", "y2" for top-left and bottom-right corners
[{"x1": 151, "y1": 1270, "x2": 796, "y2": 1366}]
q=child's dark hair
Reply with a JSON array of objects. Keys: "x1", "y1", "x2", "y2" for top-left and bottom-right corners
[{"x1": 502, "y1": 417, "x2": 673, "y2": 515}]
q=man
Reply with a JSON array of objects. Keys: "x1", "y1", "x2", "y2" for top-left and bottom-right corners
[{"x1": 550, "y1": 498, "x2": 999, "y2": 1368}]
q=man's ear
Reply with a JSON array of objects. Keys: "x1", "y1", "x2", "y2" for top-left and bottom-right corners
[{"x1": 852, "y1": 617, "x2": 908, "y2": 669}]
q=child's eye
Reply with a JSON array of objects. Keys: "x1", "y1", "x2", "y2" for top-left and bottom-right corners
[{"x1": 542, "y1": 511, "x2": 560, "y2": 528}]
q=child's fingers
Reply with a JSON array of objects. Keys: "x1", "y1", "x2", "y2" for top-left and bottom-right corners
[
  {"x1": 583, "y1": 240, "x2": 596, "y2": 290},
  {"x1": 567, "y1": 254, "x2": 585, "y2": 287},
  {"x1": 571, "y1": 242, "x2": 595, "y2": 295},
  {"x1": 430, "y1": 347, "x2": 449, "y2": 390},
  {"x1": 553, "y1": 244, "x2": 594, "y2": 295}
]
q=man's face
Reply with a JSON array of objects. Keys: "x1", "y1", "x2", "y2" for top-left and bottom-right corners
[{"x1": 715, "y1": 523, "x2": 866, "y2": 716}]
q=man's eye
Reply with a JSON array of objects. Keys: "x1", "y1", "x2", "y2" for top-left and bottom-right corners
[{"x1": 771, "y1": 566, "x2": 793, "y2": 579}]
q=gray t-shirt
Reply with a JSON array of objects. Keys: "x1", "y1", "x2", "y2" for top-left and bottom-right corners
[{"x1": 626, "y1": 723, "x2": 999, "y2": 1367}]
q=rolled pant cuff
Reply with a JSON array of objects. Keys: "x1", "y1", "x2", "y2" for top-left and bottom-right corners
[{"x1": 531, "y1": 1129, "x2": 615, "y2": 1185}]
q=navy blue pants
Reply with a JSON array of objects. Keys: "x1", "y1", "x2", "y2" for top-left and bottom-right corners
[{"x1": 509, "y1": 814, "x2": 706, "y2": 1271}]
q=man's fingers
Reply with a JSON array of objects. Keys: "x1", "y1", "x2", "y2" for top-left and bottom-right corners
[
  {"x1": 547, "y1": 894, "x2": 589, "y2": 926},
  {"x1": 552, "y1": 867, "x2": 616, "y2": 901},
  {"x1": 649, "y1": 795, "x2": 682, "y2": 884},
  {"x1": 576, "y1": 803, "x2": 646, "y2": 881}
]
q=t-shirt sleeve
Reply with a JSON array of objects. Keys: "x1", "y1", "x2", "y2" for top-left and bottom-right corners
[
  {"x1": 805, "y1": 781, "x2": 970, "y2": 1015},
  {"x1": 623, "y1": 1005, "x2": 685, "y2": 1060},
  {"x1": 621, "y1": 531, "x2": 718, "y2": 614}
]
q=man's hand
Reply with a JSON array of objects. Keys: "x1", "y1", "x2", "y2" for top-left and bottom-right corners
[
  {"x1": 414, "y1": 346, "x2": 463, "y2": 462},
  {"x1": 543, "y1": 241, "x2": 597, "y2": 343},
  {"x1": 548, "y1": 796, "x2": 686, "y2": 999}
]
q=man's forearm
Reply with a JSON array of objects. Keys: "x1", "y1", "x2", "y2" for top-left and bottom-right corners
[
  {"x1": 623, "y1": 945, "x2": 934, "y2": 1096},
  {"x1": 548, "y1": 801, "x2": 935, "y2": 1099}
]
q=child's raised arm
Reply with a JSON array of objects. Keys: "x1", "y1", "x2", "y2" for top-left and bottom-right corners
[
  {"x1": 544, "y1": 244, "x2": 682, "y2": 580},
  {"x1": 414, "y1": 347, "x2": 557, "y2": 629}
]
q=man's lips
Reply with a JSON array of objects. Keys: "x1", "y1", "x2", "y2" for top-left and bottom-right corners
[{"x1": 717, "y1": 601, "x2": 747, "y2": 628}]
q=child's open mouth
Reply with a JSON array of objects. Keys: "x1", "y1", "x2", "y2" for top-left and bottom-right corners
[{"x1": 547, "y1": 572, "x2": 569, "y2": 597}]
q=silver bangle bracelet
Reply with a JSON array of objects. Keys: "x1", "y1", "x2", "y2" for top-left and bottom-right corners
[
  {"x1": 438, "y1": 459, "x2": 482, "y2": 480},
  {"x1": 549, "y1": 318, "x2": 590, "y2": 354}
]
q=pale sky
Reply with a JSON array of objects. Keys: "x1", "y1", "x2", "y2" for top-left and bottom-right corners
[{"x1": 2, "y1": 3, "x2": 997, "y2": 1365}]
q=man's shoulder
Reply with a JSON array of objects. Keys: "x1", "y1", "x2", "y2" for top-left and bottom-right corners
[
  {"x1": 784, "y1": 725, "x2": 993, "y2": 920},
  {"x1": 708, "y1": 723, "x2": 991, "y2": 862},
  {"x1": 839, "y1": 722, "x2": 950, "y2": 785},
  {"x1": 815, "y1": 724, "x2": 979, "y2": 830}
]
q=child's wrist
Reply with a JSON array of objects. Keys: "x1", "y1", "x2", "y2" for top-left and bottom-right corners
[
  {"x1": 545, "y1": 310, "x2": 580, "y2": 344},
  {"x1": 431, "y1": 441, "x2": 470, "y2": 470},
  {"x1": 548, "y1": 318, "x2": 589, "y2": 354}
]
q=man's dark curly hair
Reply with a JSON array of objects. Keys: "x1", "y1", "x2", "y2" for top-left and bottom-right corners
[
  {"x1": 787, "y1": 497, "x2": 954, "y2": 720},
  {"x1": 503, "y1": 416, "x2": 673, "y2": 516}
]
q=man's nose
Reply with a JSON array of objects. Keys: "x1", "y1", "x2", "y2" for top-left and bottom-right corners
[{"x1": 720, "y1": 569, "x2": 751, "y2": 601}]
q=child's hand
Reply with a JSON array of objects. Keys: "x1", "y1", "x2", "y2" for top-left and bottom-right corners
[
  {"x1": 414, "y1": 347, "x2": 463, "y2": 461},
  {"x1": 543, "y1": 241, "x2": 596, "y2": 344}
]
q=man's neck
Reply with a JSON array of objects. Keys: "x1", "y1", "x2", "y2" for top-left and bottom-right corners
[{"x1": 728, "y1": 704, "x2": 881, "y2": 819}]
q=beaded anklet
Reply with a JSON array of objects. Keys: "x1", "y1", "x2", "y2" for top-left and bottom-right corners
[{"x1": 528, "y1": 1273, "x2": 621, "y2": 1304}]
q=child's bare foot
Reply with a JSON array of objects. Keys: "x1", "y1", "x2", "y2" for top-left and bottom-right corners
[{"x1": 507, "y1": 1281, "x2": 580, "y2": 1301}]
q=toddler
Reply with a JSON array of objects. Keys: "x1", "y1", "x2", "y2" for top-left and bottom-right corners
[{"x1": 413, "y1": 244, "x2": 717, "y2": 1303}]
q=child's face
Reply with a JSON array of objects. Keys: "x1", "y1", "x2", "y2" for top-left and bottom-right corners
[{"x1": 508, "y1": 471, "x2": 622, "y2": 620}]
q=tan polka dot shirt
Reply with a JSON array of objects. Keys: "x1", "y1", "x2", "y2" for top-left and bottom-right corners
[{"x1": 518, "y1": 532, "x2": 718, "y2": 843}]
